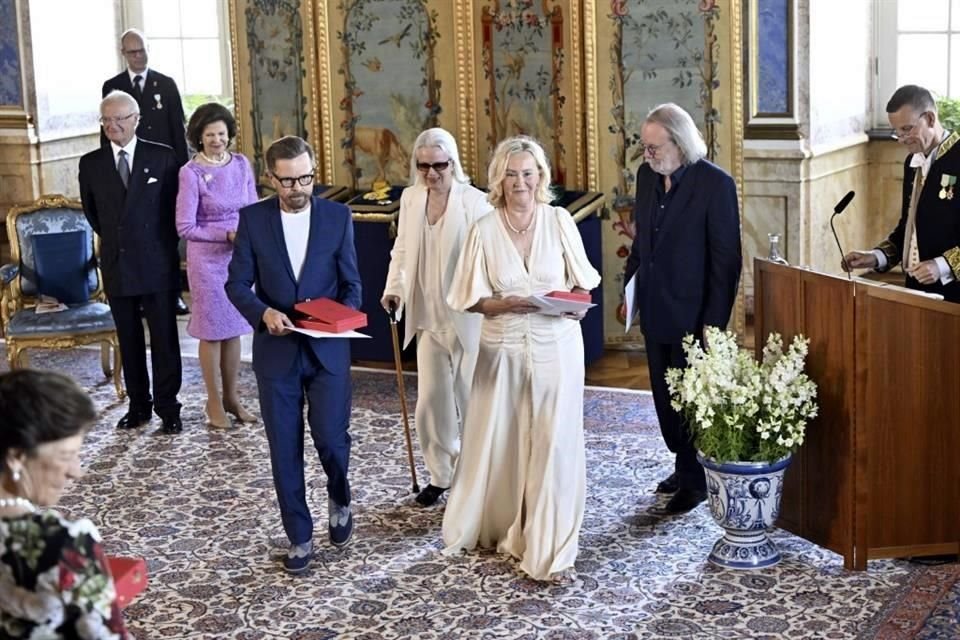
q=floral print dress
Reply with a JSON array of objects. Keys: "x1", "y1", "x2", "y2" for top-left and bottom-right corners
[{"x1": 0, "y1": 510, "x2": 128, "y2": 639}]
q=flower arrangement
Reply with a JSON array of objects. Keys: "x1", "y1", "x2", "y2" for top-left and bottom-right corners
[{"x1": 665, "y1": 327, "x2": 818, "y2": 463}]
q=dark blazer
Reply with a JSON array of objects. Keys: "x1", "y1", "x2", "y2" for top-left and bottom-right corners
[
  {"x1": 78, "y1": 138, "x2": 181, "y2": 297},
  {"x1": 876, "y1": 136, "x2": 960, "y2": 302},
  {"x1": 625, "y1": 158, "x2": 742, "y2": 343},
  {"x1": 226, "y1": 196, "x2": 362, "y2": 378},
  {"x1": 101, "y1": 69, "x2": 188, "y2": 166}
]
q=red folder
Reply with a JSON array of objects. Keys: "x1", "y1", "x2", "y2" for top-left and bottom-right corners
[
  {"x1": 107, "y1": 556, "x2": 147, "y2": 608},
  {"x1": 294, "y1": 298, "x2": 368, "y2": 333},
  {"x1": 546, "y1": 290, "x2": 592, "y2": 303}
]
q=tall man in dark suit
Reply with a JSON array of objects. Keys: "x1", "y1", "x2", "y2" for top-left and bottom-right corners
[
  {"x1": 624, "y1": 103, "x2": 742, "y2": 516},
  {"x1": 79, "y1": 90, "x2": 184, "y2": 435},
  {"x1": 226, "y1": 136, "x2": 362, "y2": 574},
  {"x1": 102, "y1": 28, "x2": 190, "y2": 315},
  {"x1": 843, "y1": 85, "x2": 960, "y2": 302}
]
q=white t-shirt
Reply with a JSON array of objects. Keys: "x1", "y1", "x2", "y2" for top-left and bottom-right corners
[{"x1": 281, "y1": 205, "x2": 311, "y2": 281}]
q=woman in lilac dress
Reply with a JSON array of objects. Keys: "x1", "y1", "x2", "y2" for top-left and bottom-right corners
[{"x1": 176, "y1": 103, "x2": 258, "y2": 428}]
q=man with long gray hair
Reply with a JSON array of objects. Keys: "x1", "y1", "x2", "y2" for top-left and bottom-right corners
[{"x1": 623, "y1": 103, "x2": 742, "y2": 516}]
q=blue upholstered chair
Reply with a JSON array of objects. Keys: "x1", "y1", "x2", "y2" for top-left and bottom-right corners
[{"x1": 1, "y1": 194, "x2": 123, "y2": 397}]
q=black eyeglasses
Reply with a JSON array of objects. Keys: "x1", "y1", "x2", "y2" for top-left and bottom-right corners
[
  {"x1": 416, "y1": 161, "x2": 451, "y2": 173},
  {"x1": 273, "y1": 173, "x2": 315, "y2": 188}
]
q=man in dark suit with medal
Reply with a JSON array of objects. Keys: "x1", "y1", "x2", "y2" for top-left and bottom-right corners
[
  {"x1": 843, "y1": 85, "x2": 960, "y2": 303},
  {"x1": 102, "y1": 28, "x2": 190, "y2": 315},
  {"x1": 624, "y1": 103, "x2": 742, "y2": 516},
  {"x1": 79, "y1": 90, "x2": 184, "y2": 434}
]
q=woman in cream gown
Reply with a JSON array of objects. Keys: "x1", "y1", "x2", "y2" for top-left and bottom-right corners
[{"x1": 442, "y1": 136, "x2": 601, "y2": 581}]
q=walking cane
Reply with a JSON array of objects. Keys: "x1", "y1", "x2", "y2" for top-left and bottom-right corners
[{"x1": 387, "y1": 304, "x2": 420, "y2": 493}]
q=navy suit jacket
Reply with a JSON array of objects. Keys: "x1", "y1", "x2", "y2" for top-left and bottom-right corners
[
  {"x1": 226, "y1": 196, "x2": 362, "y2": 378},
  {"x1": 102, "y1": 69, "x2": 188, "y2": 166},
  {"x1": 78, "y1": 138, "x2": 181, "y2": 297},
  {"x1": 625, "y1": 158, "x2": 742, "y2": 343}
]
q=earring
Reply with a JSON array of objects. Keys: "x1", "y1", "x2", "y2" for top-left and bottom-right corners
[{"x1": 12, "y1": 469, "x2": 20, "y2": 482}]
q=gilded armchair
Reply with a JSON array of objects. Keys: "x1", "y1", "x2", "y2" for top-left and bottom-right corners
[{"x1": 1, "y1": 194, "x2": 123, "y2": 397}]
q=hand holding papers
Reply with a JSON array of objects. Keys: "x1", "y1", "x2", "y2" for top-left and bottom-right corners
[
  {"x1": 292, "y1": 298, "x2": 370, "y2": 337},
  {"x1": 623, "y1": 271, "x2": 638, "y2": 332},
  {"x1": 527, "y1": 290, "x2": 596, "y2": 317}
]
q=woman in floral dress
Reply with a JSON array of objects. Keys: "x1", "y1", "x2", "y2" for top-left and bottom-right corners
[{"x1": 0, "y1": 370, "x2": 128, "y2": 639}]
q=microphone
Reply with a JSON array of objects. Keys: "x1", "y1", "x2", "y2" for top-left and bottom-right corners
[{"x1": 830, "y1": 190, "x2": 855, "y2": 279}]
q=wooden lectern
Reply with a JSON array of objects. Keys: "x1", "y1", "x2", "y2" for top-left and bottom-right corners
[{"x1": 754, "y1": 259, "x2": 960, "y2": 570}]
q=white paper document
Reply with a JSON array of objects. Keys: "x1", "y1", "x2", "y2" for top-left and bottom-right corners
[
  {"x1": 624, "y1": 271, "x2": 638, "y2": 332},
  {"x1": 526, "y1": 294, "x2": 596, "y2": 317},
  {"x1": 290, "y1": 327, "x2": 371, "y2": 339}
]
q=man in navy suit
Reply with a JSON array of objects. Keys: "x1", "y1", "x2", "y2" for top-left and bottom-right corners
[
  {"x1": 102, "y1": 28, "x2": 190, "y2": 315},
  {"x1": 79, "y1": 90, "x2": 184, "y2": 435},
  {"x1": 226, "y1": 136, "x2": 362, "y2": 574},
  {"x1": 624, "y1": 103, "x2": 742, "y2": 516}
]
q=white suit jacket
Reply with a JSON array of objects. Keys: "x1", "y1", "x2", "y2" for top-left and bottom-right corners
[{"x1": 383, "y1": 181, "x2": 493, "y2": 350}]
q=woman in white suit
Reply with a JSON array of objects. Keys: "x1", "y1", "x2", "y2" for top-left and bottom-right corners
[{"x1": 381, "y1": 128, "x2": 494, "y2": 506}]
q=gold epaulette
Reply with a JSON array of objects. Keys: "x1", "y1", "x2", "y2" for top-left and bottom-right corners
[
  {"x1": 876, "y1": 239, "x2": 900, "y2": 268},
  {"x1": 938, "y1": 131, "x2": 960, "y2": 158},
  {"x1": 945, "y1": 247, "x2": 960, "y2": 279}
]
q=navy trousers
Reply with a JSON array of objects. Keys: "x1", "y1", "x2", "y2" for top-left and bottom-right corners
[
  {"x1": 257, "y1": 344, "x2": 352, "y2": 545},
  {"x1": 645, "y1": 337, "x2": 706, "y2": 492}
]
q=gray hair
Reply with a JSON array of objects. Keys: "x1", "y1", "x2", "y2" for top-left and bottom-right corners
[
  {"x1": 644, "y1": 103, "x2": 707, "y2": 165},
  {"x1": 101, "y1": 89, "x2": 139, "y2": 114},
  {"x1": 408, "y1": 128, "x2": 470, "y2": 186},
  {"x1": 486, "y1": 136, "x2": 555, "y2": 209}
]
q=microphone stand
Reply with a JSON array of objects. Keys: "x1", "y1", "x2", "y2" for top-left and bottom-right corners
[{"x1": 830, "y1": 212, "x2": 852, "y2": 281}]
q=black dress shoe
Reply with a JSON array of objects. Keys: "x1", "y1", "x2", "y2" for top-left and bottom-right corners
[
  {"x1": 116, "y1": 410, "x2": 151, "y2": 430},
  {"x1": 655, "y1": 472, "x2": 679, "y2": 494},
  {"x1": 175, "y1": 297, "x2": 190, "y2": 316},
  {"x1": 415, "y1": 484, "x2": 448, "y2": 507},
  {"x1": 648, "y1": 488, "x2": 707, "y2": 516},
  {"x1": 160, "y1": 416, "x2": 183, "y2": 434}
]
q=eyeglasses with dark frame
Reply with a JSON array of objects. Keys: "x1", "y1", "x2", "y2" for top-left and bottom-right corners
[
  {"x1": 99, "y1": 113, "x2": 139, "y2": 126},
  {"x1": 416, "y1": 160, "x2": 451, "y2": 173},
  {"x1": 272, "y1": 173, "x2": 316, "y2": 189}
]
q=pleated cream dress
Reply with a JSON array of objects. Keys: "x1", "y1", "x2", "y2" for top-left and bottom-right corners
[{"x1": 442, "y1": 204, "x2": 602, "y2": 580}]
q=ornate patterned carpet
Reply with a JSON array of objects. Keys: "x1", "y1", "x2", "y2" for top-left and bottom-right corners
[{"x1": 2, "y1": 346, "x2": 958, "y2": 639}]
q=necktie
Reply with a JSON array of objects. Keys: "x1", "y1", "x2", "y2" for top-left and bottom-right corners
[
  {"x1": 132, "y1": 74, "x2": 143, "y2": 101},
  {"x1": 117, "y1": 150, "x2": 130, "y2": 189}
]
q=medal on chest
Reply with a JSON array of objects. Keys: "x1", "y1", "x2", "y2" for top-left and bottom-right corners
[{"x1": 939, "y1": 173, "x2": 956, "y2": 200}]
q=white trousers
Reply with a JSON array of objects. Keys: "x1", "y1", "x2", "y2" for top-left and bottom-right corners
[{"x1": 415, "y1": 329, "x2": 476, "y2": 487}]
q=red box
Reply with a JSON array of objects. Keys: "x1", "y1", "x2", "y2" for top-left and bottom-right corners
[
  {"x1": 546, "y1": 290, "x2": 592, "y2": 303},
  {"x1": 107, "y1": 556, "x2": 147, "y2": 608},
  {"x1": 294, "y1": 298, "x2": 368, "y2": 333}
]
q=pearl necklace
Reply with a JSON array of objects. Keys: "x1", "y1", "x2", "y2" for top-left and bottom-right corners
[
  {"x1": 0, "y1": 496, "x2": 37, "y2": 513},
  {"x1": 198, "y1": 151, "x2": 229, "y2": 165},
  {"x1": 502, "y1": 209, "x2": 535, "y2": 235}
]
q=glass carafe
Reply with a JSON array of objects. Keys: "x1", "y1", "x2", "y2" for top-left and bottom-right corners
[{"x1": 767, "y1": 233, "x2": 789, "y2": 265}]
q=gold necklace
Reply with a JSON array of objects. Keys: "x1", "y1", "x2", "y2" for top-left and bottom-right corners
[{"x1": 502, "y1": 209, "x2": 534, "y2": 235}]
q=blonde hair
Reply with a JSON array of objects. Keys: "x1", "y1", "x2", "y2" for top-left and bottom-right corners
[
  {"x1": 408, "y1": 128, "x2": 470, "y2": 186},
  {"x1": 486, "y1": 136, "x2": 554, "y2": 209}
]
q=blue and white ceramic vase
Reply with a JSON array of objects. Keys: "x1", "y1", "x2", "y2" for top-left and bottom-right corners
[{"x1": 697, "y1": 453, "x2": 793, "y2": 569}]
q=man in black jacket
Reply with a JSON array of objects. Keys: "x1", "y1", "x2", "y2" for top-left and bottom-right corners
[
  {"x1": 843, "y1": 84, "x2": 960, "y2": 302},
  {"x1": 102, "y1": 28, "x2": 190, "y2": 315},
  {"x1": 624, "y1": 103, "x2": 742, "y2": 516},
  {"x1": 79, "y1": 90, "x2": 184, "y2": 435}
]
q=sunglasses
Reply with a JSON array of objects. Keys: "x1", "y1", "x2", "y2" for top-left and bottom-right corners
[{"x1": 416, "y1": 160, "x2": 451, "y2": 173}]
